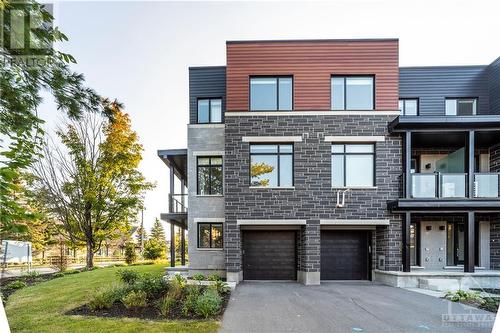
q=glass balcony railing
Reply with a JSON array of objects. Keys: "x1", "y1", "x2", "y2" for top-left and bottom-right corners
[
  {"x1": 405, "y1": 173, "x2": 500, "y2": 199},
  {"x1": 474, "y1": 173, "x2": 500, "y2": 198}
]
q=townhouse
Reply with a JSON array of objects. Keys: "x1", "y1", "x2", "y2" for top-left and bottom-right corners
[{"x1": 159, "y1": 39, "x2": 500, "y2": 288}]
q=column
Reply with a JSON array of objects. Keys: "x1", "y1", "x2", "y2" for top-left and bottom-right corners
[
  {"x1": 467, "y1": 130, "x2": 475, "y2": 198},
  {"x1": 404, "y1": 131, "x2": 412, "y2": 198},
  {"x1": 402, "y1": 212, "x2": 411, "y2": 272},
  {"x1": 170, "y1": 223, "x2": 176, "y2": 267},
  {"x1": 464, "y1": 211, "x2": 475, "y2": 273}
]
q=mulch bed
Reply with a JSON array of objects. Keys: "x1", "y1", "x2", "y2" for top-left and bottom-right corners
[
  {"x1": 0, "y1": 271, "x2": 63, "y2": 301},
  {"x1": 66, "y1": 292, "x2": 231, "y2": 320}
]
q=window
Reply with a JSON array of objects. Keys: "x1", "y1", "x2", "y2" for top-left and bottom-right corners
[
  {"x1": 250, "y1": 144, "x2": 293, "y2": 187},
  {"x1": 198, "y1": 223, "x2": 223, "y2": 248},
  {"x1": 399, "y1": 99, "x2": 418, "y2": 116},
  {"x1": 332, "y1": 144, "x2": 375, "y2": 187},
  {"x1": 250, "y1": 77, "x2": 292, "y2": 111},
  {"x1": 331, "y1": 76, "x2": 374, "y2": 110},
  {"x1": 197, "y1": 98, "x2": 222, "y2": 123},
  {"x1": 197, "y1": 156, "x2": 223, "y2": 195},
  {"x1": 445, "y1": 98, "x2": 477, "y2": 116}
]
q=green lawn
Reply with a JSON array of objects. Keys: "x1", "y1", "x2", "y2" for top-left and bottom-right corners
[{"x1": 5, "y1": 264, "x2": 219, "y2": 333}]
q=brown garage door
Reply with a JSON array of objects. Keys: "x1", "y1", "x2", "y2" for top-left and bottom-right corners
[
  {"x1": 242, "y1": 231, "x2": 296, "y2": 280},
  {"x1": 321, "y1": 230, "x2": 369, "y2": 280}
]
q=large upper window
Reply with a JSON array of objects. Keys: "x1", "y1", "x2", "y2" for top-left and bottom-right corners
[
  {"x1": 197, "y1": 156, "x2": 223, "y2": 195},
  {"x1": 399, "y1": 99, "x2": 418, "y2": 116},
  {"x1": 331, "y1": 76, "x2": 374, "y2": 110},
  {"x1": 198, "y1": 223, "x2": 223, "y2": 248},
  {"x1": 250, "y1": 144, "x2": 293, "y2": 187},
  {"x1": 332, "y1": 144, "x2": 375, "y2": 187},
  {"x1": 250, "y1": 77, "x2": 292, "y2": 111},
  {"x1": 445, "y1": 98, "x2": 477, "y2": 116},
  {"x1": 197, "y1": 98, "x2": 222, "y2": 123}
]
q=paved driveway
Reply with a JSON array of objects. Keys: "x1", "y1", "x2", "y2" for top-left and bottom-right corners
[{"x1": 220, "y1": 282, "x2": 495, "y2": 333}]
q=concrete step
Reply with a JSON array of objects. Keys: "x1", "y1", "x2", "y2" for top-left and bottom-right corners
[{"x1": 418, "y1": 278, "x2": 461, "y2": 291}]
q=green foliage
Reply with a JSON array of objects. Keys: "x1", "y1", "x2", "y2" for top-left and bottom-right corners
[
  {"x1": 124, "y1": 243, "x2": 137, "y2": 265},
  {"x1": 181, "y1": 285, "x2": 201, "y2": 316},
  {"x1": 156, "y1": 295, "x2": 176, "y2": 317},
  {"x1": 209, "y1": 281, "x2": 230, "y2": 295},
  {"x1": 445, "y1": 290, "x2": 482, "y2": 302},
  {"x1": 52, "y1": 272, "x2": 65, "y2": 278},
  {"x1": 88, "y1": 285, "x2": 123, "y2": 311},
  {"x1": 206, "y1": 274, "x2": 221, "y2": 282},
  {"x1": 134, "y1": 274, "x2": 169, "y2": 298},
  {"x1": 116, "y1": 269, "x2": 140, "y2": 285},
  {"x1": 143, "y1": 238, "x2": 166, "y2": 260},
  {"x1": 5, "y1": 280, "x2": 27, "y2": 290},
  {"x1": 168, "y1": 275, "x2": 186, "y2": 299},
  {"x1": 122, "y1": 290, "x2": 147, "y2": 309},
  {"x1": 195, "y1": 289, "x2": 222, "y2": 318},
  {"x1": 24, "y1": 270, "x2": 41, "y2": 279},
  {"x1": 150, "y1": 218, "x2": 166, "y2": 244},
  {"x1": 192, "y1": 274, "x2": 205, "y2": 281},
  {"x1": 63, "y1": 269, "x2": 80, "y2": 275}
]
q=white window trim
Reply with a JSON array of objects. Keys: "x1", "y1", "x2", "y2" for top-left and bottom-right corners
[
  {"x1": 194, "y1": 218, "x2": 225, "y2": 223},
  {"x1": 325, "y1": 136, "x2": 385, "y2": 142},
  {"x1": 225, "y1": 111, "x2": 400, "y2": 116},
  {"x1": 320, "y1": 219, "x2": 390, "y2": 226},
  {"x1": 193, "y1": 151, "x2": 224, "y2": 156},
  {"x1": 242, "y1": 136, "x2": 302, "y2": 143},
  {"x1": 237, "y1": 219, "x2": 306, "y2": 226}
]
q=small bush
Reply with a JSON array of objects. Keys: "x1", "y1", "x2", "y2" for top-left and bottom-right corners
[
  {"x1": 63, "y1": 269, "x2": 80, "y2": 275},
  {"x1": 445, "y1": 290, "x2": 482, "y2": 302},
  {"x1": 135, "y1": 274, "x2": 169, "y2": 298},
  {"x1": 5, "y1": 280, "x2": 27, "y2": 290},
  {"x1": 53, "y1": 272, "x2": 65, "y2": 278},
  {"x1": 207, "y1": 274, "x2": 222, "y2": 282},
  {"x1": 129, "y1": 261, "x2": 154, "y2": 266},
  {"x1": 89, "y1": 285, "x2": 128, "y2": 311},
  {"x1": 143, "y1": 239, "x2": 166, "y2": 260},
  {"x1": 182, "y1": 285, "x2": 201, "y2": 316},
  {"x1": 195, "y1": 289, "x2": 222, "y2": 318},
  {"x1": 156, "y1": 295, "x2": 176, "y2": 317},
  {"x1": 116, "y1": 269, "x2": 140, "y2": 285},
  {"x1": 112, "y1": 263, "x2": 127, "y2": 267},
  {"x1": 124, "y1": 243, "x2": 137, "y2": 265},
  {"x1": 192, "y1": 274, "x2": 205, "y2": 281},
  {"x1": 210, "y1": 280, "x2": 231, "y2": 295},
  {"x1": 24, "y1": 270, "x2": 41, "y2": 278},
  {"x1": 122, "y1": 290, "x2": 147, "y2": 309}
]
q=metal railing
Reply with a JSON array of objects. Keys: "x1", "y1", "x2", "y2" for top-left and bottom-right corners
[
  {"x1": 169, "y1": 193, "x2": 188, "y2": 213},
  {"x1": 402, "y1": 172, "x2": 500, "y2": 199}
]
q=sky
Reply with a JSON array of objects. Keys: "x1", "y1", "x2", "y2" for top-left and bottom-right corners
[{"x1": 37, "y1": 0, "x2": 500, "y2": 236}]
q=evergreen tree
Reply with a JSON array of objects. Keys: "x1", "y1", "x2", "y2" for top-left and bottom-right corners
[{"x1": 150, "y1": 218, "x2": 166, "y2": 244}]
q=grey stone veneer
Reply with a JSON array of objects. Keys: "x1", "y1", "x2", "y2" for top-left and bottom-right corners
[
  {"x1": 224, "y1": 114, "x2": 403, "y2": 280},
  {"x1": 187, "y1": 124, "x2": 225, "y2": 276}
]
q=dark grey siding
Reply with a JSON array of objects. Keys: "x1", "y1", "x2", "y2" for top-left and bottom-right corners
[
  {"x1": 189, "y1": 66, "x2": 226, "y2": 124},
  {"x1": 488, "y1": 57, "x2": 500, "y2": 115},
  {"x1": 399, "y1": 66, "x2": 490, "y2": 116}
]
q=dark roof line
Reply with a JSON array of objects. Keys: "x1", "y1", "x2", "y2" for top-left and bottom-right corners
[
  {"x1": 226, "y1": 38, "x2": 398, "y2": 44},
  {"x1": 189, "y1": 65, "x2": 226, "y2": 70},
  {"x1": 400, "y1": 65, "x2": 489, "y2": 69}
]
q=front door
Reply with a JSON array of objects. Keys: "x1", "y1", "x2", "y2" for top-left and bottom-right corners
[{"x1": 420, "y1": 221, "x2": 447, "y2": 270}]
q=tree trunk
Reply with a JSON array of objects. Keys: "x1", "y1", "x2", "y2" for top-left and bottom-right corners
[{"x1": 86, "y1": 242, "x2": 94, "y2": 269}]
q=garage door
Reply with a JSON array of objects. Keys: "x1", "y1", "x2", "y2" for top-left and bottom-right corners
[
  {"x1": 321, "y1": 230, "x2": 369, "y2": 280},
  {"x1": 242, "y1": 231, "x2": 296, "y2": 280}
]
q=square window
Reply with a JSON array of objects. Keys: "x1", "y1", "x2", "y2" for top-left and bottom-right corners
[
  {"x1": 331, "y1": 143, "x2": 375, "y2": 187},
  {"x1": 250, "y1": 77, "x2": 292, "y2": 111},
  {"x1": 250, "y1": 144, "x2": 293, "y2": 187},
  {"x1": 198, "y1": 223, "x2": 223, "y2": 248},
  {"x1": 332, "y1": 76, "x2": 374, "y2": 110},
  {"x1": 197, "y1": 98, "x2": 222, "y2": 123}
]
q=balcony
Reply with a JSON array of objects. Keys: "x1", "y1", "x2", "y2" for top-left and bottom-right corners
[{"x1": 169, "y1": 193, "x2": 188, "y2": 213}]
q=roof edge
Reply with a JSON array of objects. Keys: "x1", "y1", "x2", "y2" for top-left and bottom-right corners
[{"x1": 226, "y1": 38, "x2": 399, "y2": 44}]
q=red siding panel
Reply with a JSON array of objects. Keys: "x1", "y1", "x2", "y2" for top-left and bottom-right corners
[{"x1": 226, "y1": 40, "x2": 399, "y2": 111}]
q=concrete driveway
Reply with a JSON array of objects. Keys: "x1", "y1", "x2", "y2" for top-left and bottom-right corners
[{"x1": 220, "y1": 282, "x2": 495, "y2": 333}]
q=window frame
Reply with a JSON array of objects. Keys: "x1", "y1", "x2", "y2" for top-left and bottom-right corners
[
  {"x1": 197, "y1": 98, "x2": 223, "y2": 124},
  {"x1": 249, "y1": 76, "x2": 294, "y2": 111},
  {"x1": 331, "y1": 143, "x2": 376, "y2": 187},
  {"x1": 444, "y1": 97, "x2": 478, "y2": 116},
  {"x1": 196, "y1": 156, "x2": 223, "y2": 195},
  {"x1": 399, "y1": 98, "x2": 419, "y2": 116},
  {"x1": 197, "y1": 222, "x2": 223, "y2": 249},
  {"x1": 249, "y1": 143, "x2": 294, "y2": 187},
  {"x1": 331, "y1": 75, "x2": 375, "y2": 111}
]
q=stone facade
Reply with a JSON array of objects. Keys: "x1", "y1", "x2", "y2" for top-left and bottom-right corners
[
  {"x1": 187, "y1": 124, "x2": 226, "y2": 276},
  {"x1": 224, "y1": 113, "x2": 403, "y2": 281}
]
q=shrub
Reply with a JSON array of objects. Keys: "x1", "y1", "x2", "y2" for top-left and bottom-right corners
[
  {"x1": 192, "y1": 274, "x2": 205, "y2": 281},
  {"x1": 24, "y1": 270, "x2": 41, "y2": 278},
  {"x1": 63, "y1": 269, "x2": 80, "y2": 275},
  {"x1": 129, "y1": 261, "x2": 154, "y2": 266},
  {"x1": 210, "y1": 280, "x2": 231, "y2": 295},
  {"x1": 122, "y1": 290, "x2": 147, "y2": 309},
  {"x1": 445, "y1": 290, "x2": 482, "y2": 302},
  {"x1": 89, "y1": 285, "x2": 129, "y2": 311},
  {"x1": 207, "y1": 273, "x2": 222, "y2": 282},
  {"x1": 116, "y1": 269, "x2": 140, "y2": 285},
  {"x1": 53, "y1": 272, "x2": 65, "y2": 278},
  {"x1": 168, "y1": 275, "x2": 186, "y2": 299},
  {"x1": 195, "y1": 289, "x2": 222, "y2": 318},
  {"x1": 143, "y1": 239, "x2": 166, "y2": 260},
  {"x1": 124, "y1": 243, "x2": 137, "y2": 265},
  {"x1": 5, "y1": 280, "x2": 27, "y2": 290},
  {"x1": 156, "y1": 295, "x2": 177, "y2": 317},
  {"x1": 182, "y1": 285, "x2": 201, "y2": 316},
  {"x1": 135, "y1": 274, "x2": 169, "y2": 298}
]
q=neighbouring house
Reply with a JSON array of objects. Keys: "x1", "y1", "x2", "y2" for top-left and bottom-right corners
[{"x1": 158, "y1": 38, "x2": 500, "y2": 290}]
